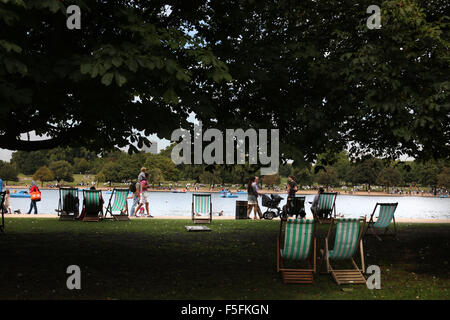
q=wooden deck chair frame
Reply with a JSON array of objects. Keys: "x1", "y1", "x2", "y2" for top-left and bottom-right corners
[
  {"x1": 0, "y1": 191, "x2": 5, "y2": 233},
  {"x1": 277, "y1": 218, "x2": 316, "y2": 284},
  {"x1": 56, "y1": 187, "x2": 79, "y2": 221},
  {"x1": 104, "y1": 188, "x2": 130, "y2": 221},
  {"x1": 313, "y1": 192, "x2": 337, "y2": 224},
  {"x1": 366, "y1": 202, "x2": 398, "y2": 241},
  {"x1": 192, "y1": 193, "x2": 212, "y2": 224},
  {"x1": 320, "y1": 217, "x2": 367, "y2": 285},
  {"x1": 81, "y1": 190, "x2": 103, "y2": 222}
]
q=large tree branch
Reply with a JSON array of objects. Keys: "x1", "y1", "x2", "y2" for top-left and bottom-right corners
[{"x1": 0, "y1": 135, "x2": 66, "y2": 151}]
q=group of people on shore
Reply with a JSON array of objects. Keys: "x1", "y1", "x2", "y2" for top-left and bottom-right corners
[
  {"x1": 245, "y1": 175, "x2": 326, "y2": 220},
  {"x1": 246, "y1": 175, "x2": 300, "y2": 219},
  {"x1": 1, "y1": 180, "x2": 40, "y2": 215}
]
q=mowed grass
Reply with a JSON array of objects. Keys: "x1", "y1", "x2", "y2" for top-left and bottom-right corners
[{"x1": 1, "y1": 218, "x2": 449, "y2": 300}]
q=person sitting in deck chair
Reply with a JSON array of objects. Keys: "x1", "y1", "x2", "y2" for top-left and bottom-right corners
[
  {"x1": 310, "y1": 187, "x2": 324, "y2": 218},
  {"x1": 64, "y1": 191, "x2": 79, "y2": 217}
]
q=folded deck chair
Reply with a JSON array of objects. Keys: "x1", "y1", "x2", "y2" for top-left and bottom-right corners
[
  {"x1": 366, "y1": 203, "x2": 398, "y2": 241},
  {"x1": 313, "y1": 192, "x2": 337, "y2": 223},
  {"x1": 0, "y1": 191, "x2": 5, "y2": 233},
  {"x1": 192, "y1": 193, "x2": 212, "y2": 224},
  {"x1": 104, "y1": 188, "x2": 130, "y2": 221},
  {"x1": 56, "y1": 187, "x2": 79, "y2": 221},
  {"x1": 277, "y1": 218, "x2": 316, "y2": 284},
  {"x1": 81, "y1": 190, "x2": 103, "y2": 222},
  {"x1": 321, "y1": 217, "x2": 367, "y2": 285}
]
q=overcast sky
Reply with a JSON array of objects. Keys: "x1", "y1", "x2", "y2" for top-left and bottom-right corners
[{"x1": 0, "y1": 132, "x2": 172, "y2": 162}]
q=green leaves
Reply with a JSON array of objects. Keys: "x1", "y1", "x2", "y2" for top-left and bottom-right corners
[
  {"x1": 163, "y1": 88, "x2": 179, "y2": 104},
  {"x1": 0, "y1": 40, "x2": 22, "y2": 53},
  {"x1": 101, "y1": 73, "x2": 114, "y2": 86},
  {"x1": 80, "y1": 63, "x2": 92, "y2": 75},
  {"x1": 99, "y1": 72, "x2": 127, "y2": 87},
  {"x1": 114, "y1": 72, "x2": 127, "y2": 87}
]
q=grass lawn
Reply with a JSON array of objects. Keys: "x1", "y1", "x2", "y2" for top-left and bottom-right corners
[{"x1": 1, "y1": 218, "x2": 449, "y2": 300}]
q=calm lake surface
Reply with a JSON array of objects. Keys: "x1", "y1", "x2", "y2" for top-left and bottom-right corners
[{"x1": 8, "y1": 189, "x2": 450, "y2": 219}]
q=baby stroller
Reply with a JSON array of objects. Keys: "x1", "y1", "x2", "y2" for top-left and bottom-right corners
[
  {"x1": 284, "y1": 196, "x2": 306, "y2": 219},
  {"x1": 261, "y1": 194, "x2": 284, "y2": 220}
]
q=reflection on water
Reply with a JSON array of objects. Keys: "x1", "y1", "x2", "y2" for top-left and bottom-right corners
[{"x1": 8, "y1": 190, "x2": 450, "y2": 219}]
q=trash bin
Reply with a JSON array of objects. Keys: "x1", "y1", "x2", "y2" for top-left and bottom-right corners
[{"x1": 235, "y1": 200, "x2": 248, "y2": 219}]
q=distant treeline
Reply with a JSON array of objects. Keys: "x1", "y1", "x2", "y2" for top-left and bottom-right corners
[{"x1": 1, "y1": 146, "x2": 449, "y2": 191}]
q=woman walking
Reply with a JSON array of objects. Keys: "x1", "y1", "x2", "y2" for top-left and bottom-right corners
[
  {"x1": 3, "y1": 189, "x2": 12, "y2": 214},
  {"x1": 134, "y1": 173, "x2": 153, "y2": 218},
  {"x1": 247, "y1": 176, "x2": 262, "y2": 220},
  {"x1": 27, "y1": 181, "x2": 39, "y2": 214}
]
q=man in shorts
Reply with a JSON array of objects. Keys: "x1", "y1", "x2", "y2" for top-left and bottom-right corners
[{"x1": 134, "y1": 173, "x2": 153, "y2": 218}]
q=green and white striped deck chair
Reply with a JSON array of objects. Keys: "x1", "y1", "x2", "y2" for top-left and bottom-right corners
[
  {"x1": 105, "y1": 188, "x2": 130, "y2": 221},
  {"x1": 366, "y1": 203, "x2": 398, "y2": 241},
  {"x1": 0, "y1": 191, "x2": 5, "y2": 233},
  {"x1": 81, "y1": 190, "x2": 103, "y2": 222},
  {"x1": 277, "y1": 218, "x2": 316, "y2": 284},
  {"x1": 192, "y1": 194, "x2": 212, "y2": 224},
  {"x1": 56, "y1": 188, "x2": 79, "y2": 221},
  {"x1": 321, "y1": 217, "x2": 367, "y2": 285},
  {"x1": 313, "y1": 192, "x2": 337, "y2": 223}
]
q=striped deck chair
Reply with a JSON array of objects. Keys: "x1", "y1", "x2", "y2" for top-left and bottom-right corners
[
  {"x1": 277, "y1": 218, "x2": 316, "y2": 284},
  {"x1": 366, "y1": 203, "x2": 398, "y2": 241},
  {"x1": 321, "y1": 217, "x2": 367, "y2": 285},
  {"x1": 104, "y1": 188, "x2": 130, "y2": 221},
  {"x1": 55, "y1": 188, "x2": 79, "y2": 221},
  {"x1": 81, "y1": 190, "x2": 103, "y2": 222},
  {"x1": 0, "y1": 191, "x2": 5, "y2": 233},
  {"x1": 313, "y1": 192, "x2": 337, "y2": 223},
  {"x1": 192, "y1": 193, "x2": 212, "y2": 224}
]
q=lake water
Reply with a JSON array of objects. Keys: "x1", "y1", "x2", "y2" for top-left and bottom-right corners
[{"x1": 8, "y1": 189, "x2": 450, "y2": 219}]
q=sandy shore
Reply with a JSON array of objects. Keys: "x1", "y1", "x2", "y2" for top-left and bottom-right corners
[{"x1": 3, "y1": 213, "x2": 450, "y2": 223}]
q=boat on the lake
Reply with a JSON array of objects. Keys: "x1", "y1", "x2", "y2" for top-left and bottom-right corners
[
  {"x1": 10, "y1": 190, "x2": 30, "y2": 198},
  {"x1": 221, "y1": 192, "x2": 238, "y2": 198}
]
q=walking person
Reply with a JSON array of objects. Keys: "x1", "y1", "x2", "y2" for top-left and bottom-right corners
[
  {"x1": 134, "y1": 173, "x2": 153, "y2": 218},
  {"x1": 27, "y1": 181, "x2": 40, "y2": 215},
  {"x1": 129, "y1": 180, "x2": 140, "y2": 217},
  {"x1": 138, "y1": 167, "x2": 146, "y2": 182},
  {"x1": 247, "y1": 176, "x2": 263, "y2": 220},
  {"x1": 282, "y1": 175, "x2": 298, "y2": 217},
  {"x1": 3, "y1": 189, "x2": 12, "y2": 214}
]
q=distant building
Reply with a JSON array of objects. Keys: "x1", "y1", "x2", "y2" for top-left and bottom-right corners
[{"x1": 142, "y1": 141, "x2": 158, "y2": 154}]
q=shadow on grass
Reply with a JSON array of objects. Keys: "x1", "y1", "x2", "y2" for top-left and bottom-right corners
[{"x1": 1, "y1": 219, "x2": 449, "y2": 299}]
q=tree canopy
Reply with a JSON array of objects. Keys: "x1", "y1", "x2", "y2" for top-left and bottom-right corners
[{"x1": 1, "y1": 0, "x2": 448, "y2": 164}]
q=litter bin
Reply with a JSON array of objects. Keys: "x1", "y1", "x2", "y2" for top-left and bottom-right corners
[{"x1": 235, "y1": 200, "x2": 248, "y2": 219}]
